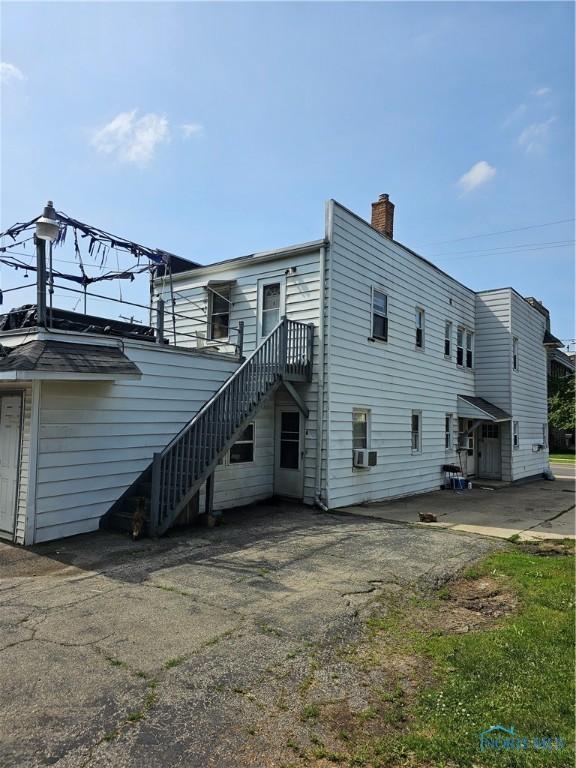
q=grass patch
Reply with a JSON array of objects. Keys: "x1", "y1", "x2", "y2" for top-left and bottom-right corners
[
  {"x1": 164, "y1": 655, "x2": 186, "y2": 669},
  {"x1": 300, "y1": 703, "x2": 321, "y2": 721},
  {"x1": 550, "y1": 451, "x2": 575, "y2": 463},
  {"x1": 352, "y1": 546, "x2": 574, "y2": 767}
]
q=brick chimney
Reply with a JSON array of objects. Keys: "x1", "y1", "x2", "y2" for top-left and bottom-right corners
[{"x1": 371, "y1": 193, "x2": 395, "y2": 239}]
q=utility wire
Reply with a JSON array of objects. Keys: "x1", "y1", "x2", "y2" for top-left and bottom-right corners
[
  {"x1": 421, "y1": 217, "x2": 575, "y2": 247},
  {"x1": 429, "y1": 239, "x2": 575, "y2": 258}
]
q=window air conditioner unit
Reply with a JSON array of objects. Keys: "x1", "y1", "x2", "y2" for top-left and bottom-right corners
[{"x1": 353, "y1": 449, "x2": 378, "y2": 468}]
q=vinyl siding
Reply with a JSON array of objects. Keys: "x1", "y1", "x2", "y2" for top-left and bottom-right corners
[
  {"x1": 509, "y1": 292, "x2": 549, "y2": 480},
  {"x1": 34, "y1": 339, "x2": 239, "y2": 543},
  {"x1": 326, "y1": 202, "x2": 477, "y2": 508},
  {"x1": 0, "y1": 383, "x2": 32, "y2": 545},
  {"x1": 475, "y1": 291, "x2": 512, "y2": 412},
  {"x1": 164, "y1": 248, "x2": 322, "y2": 506}
]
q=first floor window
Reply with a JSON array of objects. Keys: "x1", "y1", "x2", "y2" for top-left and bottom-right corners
[
  {"x1": 411, "y1": 410, "x2": 421, "y2": 452},
  {"x1": 208, "y1": 285, "x2": 231, "y2": 340},
  {"x1": 513, "y1": 421, "x2": 519, "y2": 449},
  {"x1": 415, "y1": 308, "x2": 425, "y2": 349},
  {"x1": 444, "y1": 321, "x2": 452, "y2": 358},
  {"x1": 353, "y1": 409, "x2": 369, "y2": 450},
  {"x1": 372, "y1": 288, "x2": 388, "y2": 341},
  {"x1": 456, "y1": 328, "x2": 464, "y2": 366},
  {"x1": 261, "y1": 282, "x2": 281, "y2": 337},
  {"x1": 445, "y1": 414, "x2": 453, "y2": 449},
  {"x1": 542, "y1": 423, "x2": 548, "y2": 448},
  {"x1": 229, "y1": 423, "x2": 254, "y2": 463},
  {"x1": 466, "y1": 331, "x2": 474, "y2": 368}
]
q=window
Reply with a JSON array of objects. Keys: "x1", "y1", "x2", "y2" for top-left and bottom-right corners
[
  {"x1": 445, "y1": 414, "x2": 453, "y2": 450},
  {"x1": 456, "y1": 327, "x2": 464, "y2": 366},
  {"x1": 372, "y1": 288, "x2": 388, "y2": 341},
  {"x1": 542, "y1": 423, "x2": 548, "y2": 448},
  {"x1": 261, "y1": 282, "x2": 281, "y2": 337},
  {"x1": 415, "y1": 308, "x2": 425, "y2": 349},
  {"x1": 353, "y1": 410, "x2": 369, "y2": 450},
  {"x1": 481, "y1": 424, "x2": 499, "y2": 439},
  {"x1": 229, "y1": 423, "x2": 254, "y2": 463},
  {"x1": 208, "y1": 285, "x2": 231, "y2": 340},
  {"x1": 513, "y1": 421, "x2": 519, "y2": 449},
  {"x1": 466, "y1": 331, "x2": 474, "y2": 368},
  {"x1": 513, "y1": 337, "x2": 519, "y2": 371},
  {"x1": 411, "y1": 410, "x2": 421, "y2": 453},
  {"x1": 444, "y1": 321, "x2": 452, "y2": 358}
]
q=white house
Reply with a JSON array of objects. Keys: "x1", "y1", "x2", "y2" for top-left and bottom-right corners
[{"x1": 0, "y1": 194, "x2": 553, "y2": 544}]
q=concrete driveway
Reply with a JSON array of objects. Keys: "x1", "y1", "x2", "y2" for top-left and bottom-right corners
[
  {"x1": 0, "y1": 503, "x2": 497, "y2": 768},
  {"x1": 340, "y1": 476, "x2": 575, "y2": 541}
]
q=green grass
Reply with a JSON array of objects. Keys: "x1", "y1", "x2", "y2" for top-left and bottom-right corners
[
  {"x1": 358, "y1": 548, "x2": 574, "y2": 767},
  {"x1": 550, "y1": 452, "x2": 575, "y2": 464}
]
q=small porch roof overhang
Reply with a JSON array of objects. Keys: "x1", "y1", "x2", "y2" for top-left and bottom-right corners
[
  {"x1": 0, "y1": 340, "x2": 142, "y2": 381},
  {"x1": 457, "y1": 395, "x2": 511, "y2": 423}
]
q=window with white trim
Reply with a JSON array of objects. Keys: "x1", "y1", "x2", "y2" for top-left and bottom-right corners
[
  {"x1": 411, "y1": 410, "x2": 422, "y2": 453},
  {"x1": 415, "y1": 308, "x2": 425, "y2": 349},
  {"x1": 352, "y1": 409, "x2": 370, "y2": 450},
  {"x1": 513, "y1": 421, "x2": 519, "y2": 449},
  {"x1": 371, "y1": 288, "x2": 388, "y2": 341},
  {"x1": 444, "y1": 321, "x2": 452, "y2": 358},
  {"x1": 456, "y1": 327, "x2": 464, "y2": 366},
  {"x1": 542, "y1": 423, "x2": 548, "y2": 448},
  {"x1": 208, "y1": 285, "x2": 231, "y2": 340},
  {"x1": 229, "y1": 423, "x2": 255, "y2": 463},
  {"x1": 513, "y1": 337, "x2": 519, "y2": 371},
  {"x1": 445, "y1": 414, "x2": 453, "y2": 450},
  {"x1": 466, "y1": 331, "x2": 474, "y2": 368}
]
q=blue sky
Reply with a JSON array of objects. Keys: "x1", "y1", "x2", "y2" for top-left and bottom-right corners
[{"x1": 1, "y1": 1, "x2": 574, "y2": 342}]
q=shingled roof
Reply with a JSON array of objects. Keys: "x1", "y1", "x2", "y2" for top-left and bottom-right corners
[
  {"x1": 0, "y1": 340, "x2": 141, "y2": 378},
  {"x1": 457, "y1": 395, "x2": 511, "y2": 422}
]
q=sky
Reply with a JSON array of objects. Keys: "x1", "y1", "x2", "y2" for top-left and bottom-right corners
[{"x1": 1, "y1": 1, "x2": 574, "y2": 344}]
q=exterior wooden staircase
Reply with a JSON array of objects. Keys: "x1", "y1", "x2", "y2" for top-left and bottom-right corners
[{"x1": 103, "y1": 318, "x2": 313, "y2": 537}]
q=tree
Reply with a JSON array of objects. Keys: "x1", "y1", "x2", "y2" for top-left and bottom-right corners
[{"x1": 548, "y1": 374, "x2": 575, "y2": 431}]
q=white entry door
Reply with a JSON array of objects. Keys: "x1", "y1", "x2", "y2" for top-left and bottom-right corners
[
  {"x1": 0, "y1": 394, "x2": 22, "y2": 538},
  {"x1": 274, "y1": 408, "x2": 304, "y2": 499},
  {"x1": 478, "y1": 423, "x2": 501, "y2": 479}
]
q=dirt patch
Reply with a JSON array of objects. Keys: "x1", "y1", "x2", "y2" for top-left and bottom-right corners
[{"x1": 520, "y1": 540, "x2": 575, "y2": 557}]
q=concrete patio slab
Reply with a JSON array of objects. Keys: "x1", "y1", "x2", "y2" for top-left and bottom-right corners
[{"x1": 339, "y1": 477, "x2": 575, "y2": 541}]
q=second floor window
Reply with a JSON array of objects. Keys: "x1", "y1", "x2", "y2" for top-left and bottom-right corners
[
  {"x1": 208, "y1": 286, "x2": 231, "y2": 340},
  {"x1": 261, "y1": 283, "x2": 281, "y2": 336},
  {"x1": 445, "y1": 321, "x2": 452, "y2": 358},
  {"x1": 411, "y1": 410, "x2": 421, "y2": 452},
  {"x1": 415, "y1": 308, "x2": 425, "y2": 349},
  {"x1": 466, "y1": 331, "x2": 474, "y2": 368},
  {"x1": 372, "y1": 288, "x2": 388, "y2": 341},
  {"x1": 513, "y1": 337, "x2": 519, "y2": 371}
]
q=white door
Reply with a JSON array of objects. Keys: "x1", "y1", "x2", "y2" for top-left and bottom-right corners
[
  {"x1": 0, "y1": 394, "x2": 22, "y2": 538},
  {"x1": 478, "y1": 423, "x2": 501, "y2": 479},
  {"x1": 274, "y1": 408, "x2": 304, "y2": 499}
]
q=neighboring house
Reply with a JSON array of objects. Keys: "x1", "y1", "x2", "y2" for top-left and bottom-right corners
[
  {"x1": 524, "y1": 297, "x2": 575, "y2": 451},
  {"x1": 0, "y1": 194, "x2": 552, "y2": 545}
]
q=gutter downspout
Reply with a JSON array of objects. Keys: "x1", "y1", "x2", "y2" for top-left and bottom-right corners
[{"x1": 315, "y1": 238, "x2": 328, "y2": 510}]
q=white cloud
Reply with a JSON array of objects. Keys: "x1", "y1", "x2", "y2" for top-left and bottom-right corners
[
  {"x1": 518, "y1": 117, "x2": 556, "y2": 154},
  {"x1": 0, "y1": 62, "x2": 25, "y2": 83},
  {"x1": 181, "y1": 122, "x2": 203, "y2": 138},
  {"x1": 532, "y1": 86, "x2": 552, "y2": 97},
  {"x1": 502, "y1": 103, "x2": 527, "y2": 128},
  {"x1": 91, "y1": 110, "x2": 170, "y2": 166},
  {"x1": 457, "y1": 161, "x2": 496, "y2": 195}
]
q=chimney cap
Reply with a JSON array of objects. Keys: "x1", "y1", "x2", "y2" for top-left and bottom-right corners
[{"x1": 378, "y1": 193, "x2": 389, "y2": 201}]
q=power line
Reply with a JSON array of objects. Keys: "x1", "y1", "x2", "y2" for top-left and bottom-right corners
[
  {"x1": 429, "y1": 239, "x2": 575, "y2": 258},
  {"x1": 421, "y1": 217, "x2": 575, "y2": 247}
]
